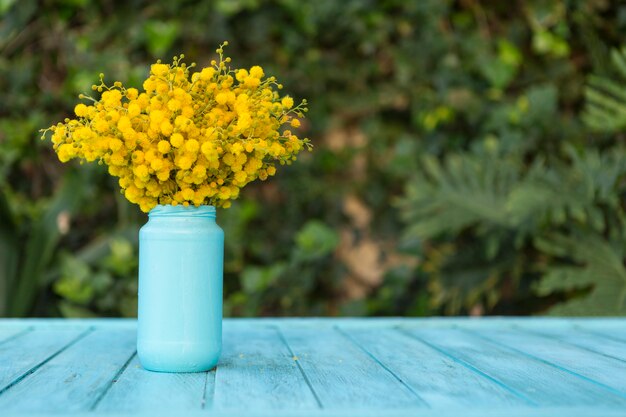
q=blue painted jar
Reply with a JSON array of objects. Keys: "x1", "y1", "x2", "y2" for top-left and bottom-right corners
[{"x1": 137, "y1": 204, "x2": 223, "y2": 373}]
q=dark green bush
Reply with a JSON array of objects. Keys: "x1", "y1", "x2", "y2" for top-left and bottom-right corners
[{"x1": 0, "y1": 0, "x2": 624, "y2": 317}]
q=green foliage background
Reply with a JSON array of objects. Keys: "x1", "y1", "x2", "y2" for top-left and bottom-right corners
[{"x1": 1, "y1": 0, "x2": 625, "y2": 317}]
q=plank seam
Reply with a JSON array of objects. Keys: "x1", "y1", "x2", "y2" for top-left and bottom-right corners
[
  {"x1": 396, "y1": 327, "x2": 538, "y2": 406},
  {"x1": 0, "y1": 326, "x2": 33, "y2": 347},
  {"x1": 201, "y1": 371, "x2": 209, "y2": 409},
  {"x1": 273, "y1": 325, "x2": 324, "y2": 409},
  {"x1": 333, "y1": 325, "x2": 429, "y2": 407},
  {"x1": 90, "y1": 350, "x2": 137, "y2": 410},
  {"x1": 201, "y1": 369, "x2": 216, "y2": 409},
  {"x1": 464, "y1": 328, "x2": 626, "y2": 401},
  {"x1": 512, "y1": 325, "x2": 626, "y2": 365},
  {"x1": 0, "y1": 326, "x2": 93, "y2": 397}
]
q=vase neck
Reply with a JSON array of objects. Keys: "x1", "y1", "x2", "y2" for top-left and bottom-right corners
[{"x1": 148, "y1": 205, "x2": 216, "y2": 219}]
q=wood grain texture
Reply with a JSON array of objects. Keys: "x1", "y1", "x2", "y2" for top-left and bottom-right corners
[
  {"x1": 6, "y1": 408, "x2": 626, "y2": 417},
  {"x1": 1, "y1": 319, "x2": 626, "y2": 417},
  {"x1": 0, "y1": 326, "x2": 30, "y2": 345},
  {"x1": 212, "y1": 325, "x2": 320, "y2": 411},
  {"x1": 94, "y1": 355, "x2": 207, "y2": 412},
  {"x1": 404, "y1": 327, "x2": 626, "y2": 406},
  {"x1": 472, "y1": 327, "x2": 626, "y2": 397},
  {"x1": 0, "y1": 327, "x2": 86, "y2": 393},
  {"x1": 278, "y1": 325, "x2": 426, "y2": 410},
  {"x1": 0, "y1": 327, "x2": 136, "y2": 413},
  {"x1": 5, "y1": 408, "x2": 626, "y2": 417},
  {"x1": 340, "y1": 326, "x2": 527, "y2": 408},
  {"x1": 0, "y1": 317, "x2": 623, "y2": 329},
  {"x1": 577, "y1": 323, "x2": 626, "y2": 344},
  {"x1": 518, "y1": 325, "x2": 626, "y2": 362}
]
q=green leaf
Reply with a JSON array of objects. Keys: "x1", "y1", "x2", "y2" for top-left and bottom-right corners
[
  {"x1": 583, "y1": 46, "x2": 626, "y2": 132},
  {"x1": 535, "y1": 233, "x2": 626, "y2": 316},
  {"x1": 54, "y1": 255, "x2": 94, "y2": 305},
  {"x1": 143, "y1": 20, "x2": 180, "y2": 57},
  {"x1": 101, "y1": 237, "x2": 137, "y2": 276},
  {"x1": 532, "y1": 29, "x2": 570, "y2": 57},
  {"x1": 241, "y1": 263, "x2": 286, "y2": 293},
  {"x1": 57, "y1": 301, "x2": 97, "y2": 318},
  {"x1": 295, "y1": 220, "x2": 339, "y2": 260}
]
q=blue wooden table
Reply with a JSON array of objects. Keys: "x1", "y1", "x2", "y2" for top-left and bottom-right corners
[{"x1": 0, "y1": 318, "x2": 625, "y2": 417}]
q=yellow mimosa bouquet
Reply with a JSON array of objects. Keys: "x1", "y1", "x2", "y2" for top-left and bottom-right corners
[{"x1": 41, "y1": 42, "x2": 310, "y2": 212}]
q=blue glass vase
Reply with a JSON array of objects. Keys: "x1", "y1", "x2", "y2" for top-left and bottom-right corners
[{"x1": 137, "y1": 204, "x2": 223, "y2": 372}]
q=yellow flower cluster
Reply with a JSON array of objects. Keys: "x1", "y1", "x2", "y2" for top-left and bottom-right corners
[{"x1": 41, "y1": 42, "x2": 310, "y2": 212}]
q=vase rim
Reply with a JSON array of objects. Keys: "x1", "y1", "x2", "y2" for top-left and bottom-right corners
[{"x1": 148, "y1": 204, "x2": 216, "y2": 218}]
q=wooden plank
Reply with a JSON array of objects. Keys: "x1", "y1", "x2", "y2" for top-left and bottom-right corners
[
  {"x1": 519, "y1": 325, "x2": 626, "y2": 362},
  {"x1": 3, "y1": 407, "x2": 626, "y2": 417},
  {"x1": 0, "y1": 318, "x2": 135, "y2": 328},
  {"x1": 576, "y1": 324, "x2": 626, "y2": 344},
  {"x1": 340, "y1": 326, "x2": 527, "y2": 408},
  {"x1": 0, "y1": 317, "x2": 621, "y2": 330},
  {"x1": 94, "y1": 355, "x2": 208, "y2": 412},
  {"x1": 224, "y1": 317, "x2": 624, "y2": 330},
  {"x1": 404, "y1": 327, "x2": 626, "y2": 406},
  {"x1": 212, "y1": 325, "x2": 319, "y2": 411},
  {"x1": 0, "y1": 326, "x2": 31, "y2": 345},
  {"x1": 575, "y1": 320, "x2": 626, "y2": 333},
  {"x1": 278, "y1": 325, "x2": 426, "y2": 410},
  {"x1": 224, "y1": 317, "x2": 577, "y2": 329},
  {"x1": 0, "y1": 327, "x2": 136, "y2": 412},
  {"x1": 473, "y1": 327, "x2": 626, "y2": 396},
  {"x1": 0, "y1": 317, "x2": 574, "y2": 330},
  {"x1": 2, "y1": 318, "x2": 626, "y2": 417},
  {"x1": 0, "y1": 327, "x2": 87, "y2": 392}
]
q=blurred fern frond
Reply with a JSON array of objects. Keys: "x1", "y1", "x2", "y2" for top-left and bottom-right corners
[
  {"x1": 399, "y1": 141, "x2": 626, "y2": 315},
  {"x1": 535, "y1": 232, "x2": 626, "y2": 315},
  {"x1": 583, "y1": 46, "x2": 626, "y2": 132}
]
